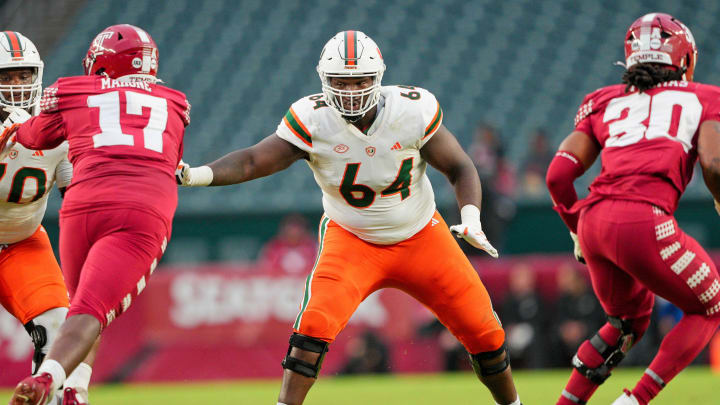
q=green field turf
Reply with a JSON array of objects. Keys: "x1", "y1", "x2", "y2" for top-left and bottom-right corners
[{"x1": 1, "y1": 367, "x2": 717, "y2": 404}]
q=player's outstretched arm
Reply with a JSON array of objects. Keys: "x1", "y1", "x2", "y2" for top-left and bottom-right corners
[
  {"x1": 697, "y1": 120, "x2": 720, "y2": 207},
  {"x1": 421, "y1": 125, "x2": 498, "y2": 257},
  {"x1": 178, "y1": 134, "x2": 308, "y2": 186}
]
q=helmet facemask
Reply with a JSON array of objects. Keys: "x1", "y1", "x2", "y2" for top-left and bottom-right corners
[
  {"x1": 319, "y1": 71, "x2": 383, "y2": 120},
  {"x1": 0, "y1": 66, "x2": 42, "y2": 111},
  {"x1": 0, "y1": 32, "x2": 44, "y2": 115}
]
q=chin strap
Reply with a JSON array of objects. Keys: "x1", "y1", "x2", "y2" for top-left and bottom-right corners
[{"x1": 343, "y1": 114, "x2": 363, "y2": 123}]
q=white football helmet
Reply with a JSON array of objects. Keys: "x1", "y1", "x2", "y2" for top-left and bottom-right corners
[
  {"x1": 0, "y1": 32, "x2": 43, "y2": 114},
  {"x1": 317, "y1": 30, "x2": 385, "y2": 118}
]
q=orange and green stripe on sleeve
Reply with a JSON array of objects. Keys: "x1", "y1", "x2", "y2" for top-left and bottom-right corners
[
  {"x1": 283, "y1": 108, "x2": 312, "y2": 147},
  {"x1": 423, "y1": 102, "x2": 443, "y2": 139}
]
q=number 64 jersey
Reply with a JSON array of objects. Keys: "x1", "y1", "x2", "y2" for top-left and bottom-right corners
[
  {"x1": 16, "y1": 75, "x2": 190, "y2": 229},
  {"x1": 574, "y1": 81, "x2": 720, "y2": 215},
  {"x1": 276, "y1": 86, "x2": 443, "y2": 244}
]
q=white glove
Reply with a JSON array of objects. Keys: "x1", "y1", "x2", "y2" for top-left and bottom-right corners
[
  {"x1": 2, "y1": 107, "x2": 31, "y2": 128},
  {"x1": 175, "y1": 160, "x2": 213, "y2": 186},
  {"x1": 569, "y1": 231, "x2": 586, "y2": 264},
  {"x1": 0, "y1": 107, "x2": 29, "y2": 160},
  {"x1": 449, "y1": 205, "x2": 499, "y2": 258}
]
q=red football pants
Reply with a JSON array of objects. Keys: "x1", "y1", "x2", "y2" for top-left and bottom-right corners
[
  {"x1": 59, "y1": 208, "x2": 169, "y2": 329},
  {"x1": 578, "y1": 199, "x2": 720, "y2": 318}
]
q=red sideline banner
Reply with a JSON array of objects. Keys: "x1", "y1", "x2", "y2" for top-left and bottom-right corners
[{"x1": 2, "y1": 251, "x2": 694, "y2": 385}]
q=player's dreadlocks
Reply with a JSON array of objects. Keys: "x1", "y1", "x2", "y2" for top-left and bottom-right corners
[{"x1": 622, "y1": 63, "x2": 685, "y2": 93}]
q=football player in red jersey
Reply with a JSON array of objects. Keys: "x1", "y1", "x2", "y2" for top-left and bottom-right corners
[
  {"x1": 546, "y1": 13, "x2": 720, "y2": 405},
  {"x1": 5, "y1": 24, "x2": 190, "y2": 405}
]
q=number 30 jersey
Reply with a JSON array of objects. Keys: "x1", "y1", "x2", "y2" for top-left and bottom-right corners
[
  {"x1": 16, "y1": 76, "x2": 190, "y2": 229},
  {"x1": 276, "y1": 86, "x2": 443, "y2": 244},
  {"x1": 0, "y1": 141, "x2": 71, "y2": 243},
  {"x1": 574, "y1": 81, "x2": 720, "y2": 214}
]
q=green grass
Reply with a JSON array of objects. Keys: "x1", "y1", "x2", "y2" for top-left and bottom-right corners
[{"x1": 1, "y1": 367, "x2": 718, "y2": 404}]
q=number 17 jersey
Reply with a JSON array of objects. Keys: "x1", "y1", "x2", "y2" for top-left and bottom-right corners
[
  {"x1": 16, "y1": 75, "x2": 191, "y2": 229},
  {"x1": 574, "y1": 81, "x2": 720, "y2": 215},
  {"x1": 276, "y1": 86, "x2": 443, "y2": 244}
]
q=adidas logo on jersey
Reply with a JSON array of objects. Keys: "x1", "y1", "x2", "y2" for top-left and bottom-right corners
[
  {"x1": 431, "y1": 218, "x2": 439, "y2": 226},
  {"x1": 31, "y1": 150, "x2": 44, "y2": 157},
  {"x1": 390, "y1": 142, "x2": 402, "y2": 150}
]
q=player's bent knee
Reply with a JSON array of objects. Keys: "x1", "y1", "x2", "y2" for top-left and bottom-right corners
[
  {"x1": 281, "y1": 333, "x2": 330, "y2": 379},
  {"x1": 572, "y1": 315, "x2": 648, "y2": 384},
  {"x1": 469, "y1": 341, "x2": 510, "y2": 377},
  {"x1": 460, "y1": 323, "x2": 505, "y2": 355},
  {"x1": 296, "y1": 309, "x2": 335, "y2": 338},
  {"x1": 24, "y1": 307, "x2": 68, "y2": 373}
]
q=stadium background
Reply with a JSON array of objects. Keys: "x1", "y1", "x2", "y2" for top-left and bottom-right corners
[{"x1": 1, "y1": 0, "x2": 720, "y2": 399}]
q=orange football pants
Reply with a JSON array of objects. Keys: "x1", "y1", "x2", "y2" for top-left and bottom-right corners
[
  {"x1": 293, "y1": 212, "x2": 504, "y2": 354},
  {"x1": 0, "y1": 226, "x2": 69, "y2": 324}
]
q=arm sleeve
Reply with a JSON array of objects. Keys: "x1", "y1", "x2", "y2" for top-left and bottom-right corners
[
  {"x1": 276, "y1": 101, "x2": 314, "y2": 154},
  {"x1": 419, "y1": 90, "x2": 443, "y2": 147},
  {"x1": 546, "y1": 150, "x2": 586, "y2": 233},
  {"x1": 16, "y1": 113, "x2": 66, "y2": 150},
  {"x1": 54, "y1": 146, "x2": 73, "y2": 189}
]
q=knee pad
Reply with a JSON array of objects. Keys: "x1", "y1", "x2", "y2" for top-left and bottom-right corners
[
  {"x1": 24, "y1": 307, "x2": 68, "y2": 374},
  {"x1": 572, "y1": 315, "x2": 648, "y2": 385},
  {"x1": 281, "y1": 333, "x2": 329, "y2": 379},
  {"x1": 469, "y1": 342, "x2": 510, "y2": 377}
]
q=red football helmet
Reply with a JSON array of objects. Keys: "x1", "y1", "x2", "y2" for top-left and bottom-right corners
[
  {"x1": 82, "y1": 24, "x2": 159, "y2": 81},
  {"x1": 624, "y1": 13, "x2": 697, "y2": 81}
]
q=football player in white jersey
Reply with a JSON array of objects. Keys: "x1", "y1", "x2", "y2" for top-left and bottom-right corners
[
  {"x1": 178, "y1": 30, "x2": 521, "y2": 405},
  {"x1": 0, "y1": 32, "x2": 92, "y2": 405}
]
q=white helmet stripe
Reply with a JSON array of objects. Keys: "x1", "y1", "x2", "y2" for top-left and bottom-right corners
[
  {"x1": 641, "y1": 13, "x2": 657, "y2": 23},
  {"x1": 639, "y1": 14, "x2": 655, "y2": 51},
  {"x1": 133, "y1": 26, "x2": 151, "y2": 43}
]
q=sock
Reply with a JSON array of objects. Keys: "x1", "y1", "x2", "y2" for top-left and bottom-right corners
[
  {"x1": 65, "y1": 362, "x2": 92, "y2": 402},
  {"x1": 36, "y1": 359, "x2": 66, "y2": 401},
  {"x1": 632, "y1": 314, "x2": 720, "y2": 404},
  {"x1": 65, "y1": 362, "x2": 92, "y2": 391}
]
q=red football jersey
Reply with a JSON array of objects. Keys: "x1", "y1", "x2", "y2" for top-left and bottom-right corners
[
  {"x1": 16, "y1": 75, "x2": 190, "y2": 228},
  {"x1": 574, "y1": 81, "x2": 720, "y2": 214}
]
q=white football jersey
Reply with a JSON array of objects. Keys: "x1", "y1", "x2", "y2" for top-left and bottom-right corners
[
  {"x1": 276, "y1": 85, "x2": 443, "y2": 244},
  {"x1": 0, "y1": 141, "x2": 71, "y2": 243}
]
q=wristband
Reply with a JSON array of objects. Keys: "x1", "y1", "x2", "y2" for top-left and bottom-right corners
[
  {"x1": 189, "y1": 165, "x2": 213, "y2": 186},
  {"x1": 460, "y1": 204, "x2": 481, "y2": 226}
]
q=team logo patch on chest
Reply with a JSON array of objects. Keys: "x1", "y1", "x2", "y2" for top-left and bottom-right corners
[
  {"x1": 365, "y1": 146, "x2": 376, "y2": 157},
  {"x1": 334, "y1": 144, "x2": 349, "y2": 153},
  {"x1": 8, "y1": 150, "x2": 17, "y2": 159}
]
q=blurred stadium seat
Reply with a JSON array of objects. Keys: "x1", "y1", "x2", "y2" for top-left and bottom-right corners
[{"x1": 30, "y1": 0, "x2": 720, "y2": 213}]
